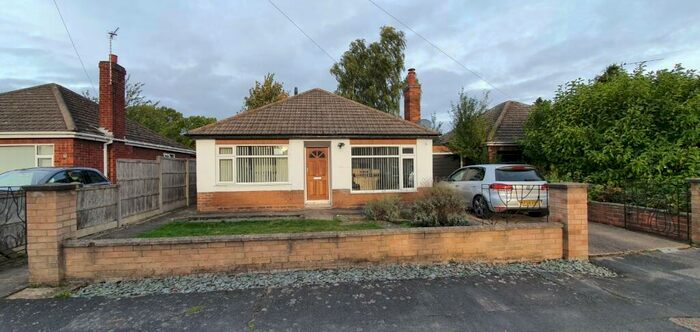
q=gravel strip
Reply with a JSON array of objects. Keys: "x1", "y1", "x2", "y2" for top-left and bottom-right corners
[{"x1": 74, "y1": 260, "x2": 617, "y2": 298}]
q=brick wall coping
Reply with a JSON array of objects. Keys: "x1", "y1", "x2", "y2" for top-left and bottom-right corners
[
  {"x1": 589, "y1": 200, "x2": 624, "y2": 207},
  {"x1": 23, "y1": 183, "x2": 81, "y2": 192},
  {"x1": 548, "y1": 182, "x2": 589, "y2": 189},
  {"x1": 63, "y1": 222, "x2": 563, "y2": 248},
  {"x1": 689, "y1": 178, "x2": 700, "y2": 184}
]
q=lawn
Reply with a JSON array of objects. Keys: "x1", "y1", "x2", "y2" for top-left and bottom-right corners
[{"x1": 138, "y1": 219, "x2": 383, "y2": 238}]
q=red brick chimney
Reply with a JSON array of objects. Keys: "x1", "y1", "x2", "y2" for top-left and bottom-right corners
[
  {"x1": 99, "y1": 54, "x2": 126, "y2": 139},
  {"x1": 403, "y1": 68, "x2": 421, "y2": 123}
]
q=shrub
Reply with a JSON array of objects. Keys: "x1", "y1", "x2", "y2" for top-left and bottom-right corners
[
  {"x1": 363, "y1": 196, "x2": 402, "y2": 222},
  {"x1": 410, "y1": 184, "x2": 468, "y2": 227}
]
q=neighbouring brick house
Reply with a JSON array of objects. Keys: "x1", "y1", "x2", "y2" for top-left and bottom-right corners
[
  {"x1": 0, "y1": 53, "x2": 194, "y2": 180},
  {"x1": 433, "y1": 100, "x2": 534, "y2": 179},
  {"x1": 188, "y1": 68, "x2": 439, "y2": 211}
]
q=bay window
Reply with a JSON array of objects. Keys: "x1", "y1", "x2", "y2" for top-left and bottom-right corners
[
  {"x1": 217, "y1": 145, "x2": 288, "y2": 184},
  {"x1": 351, "y1": 146, "x2": 415, "y2": 191}
]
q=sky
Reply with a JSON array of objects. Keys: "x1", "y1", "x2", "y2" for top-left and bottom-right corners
[{"x1": 2, "y1": 0, "x2": 699, "y2": 130}]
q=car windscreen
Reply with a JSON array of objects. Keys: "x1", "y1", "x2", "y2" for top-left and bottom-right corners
[
  {"x1": 0, "y1": 169, "x2": 55, "y2": 187},
  {"x1": 495, "y1": 167, "x2": 544, "y2": 182}
]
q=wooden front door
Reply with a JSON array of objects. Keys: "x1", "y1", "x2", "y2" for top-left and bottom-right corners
[{"x1": 306, "y1": 147, "x2": 329, "y2": 201}]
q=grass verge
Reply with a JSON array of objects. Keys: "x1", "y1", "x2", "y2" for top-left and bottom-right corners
[{"x1": 138, "y1": 219, "x2": 382, "y2": 238}]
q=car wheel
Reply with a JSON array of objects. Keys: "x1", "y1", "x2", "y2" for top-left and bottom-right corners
[{"x1": 472, "y1": 195, "x2": 493, "y2": 219}]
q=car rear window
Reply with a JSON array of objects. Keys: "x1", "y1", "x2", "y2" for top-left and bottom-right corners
[{"x1": 495, "y1": 167, "x2": 544, "y2": 181}]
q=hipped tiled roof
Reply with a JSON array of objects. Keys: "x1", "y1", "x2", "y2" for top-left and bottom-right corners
[
  {"x1": 0, "y1": 83, "x2": 191, "y2": 151},
  {"x1": 189, "y1": 88, "x2": 439, "y2": 138}
]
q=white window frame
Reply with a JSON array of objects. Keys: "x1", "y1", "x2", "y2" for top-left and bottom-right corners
[
  {"x1": 0, "y1": 144, "x2": 54, "y2": 168},
  {"x1": 350, "y1": 145, "x2": 416, "y2": 193},
  {"x1": 215, "y1": 144, "x2": 290, "y2": 185}
]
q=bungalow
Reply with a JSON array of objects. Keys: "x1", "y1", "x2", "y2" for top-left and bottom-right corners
[
  {"x1": 0, "y1": 54, "x2": 194, "y2": 179},
  {"x1": 189, "y1": 69, "x2": 439, "y2": 211}
]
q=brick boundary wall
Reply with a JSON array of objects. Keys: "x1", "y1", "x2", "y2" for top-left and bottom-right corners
[
  {"x1": 588, "y1": 200, "x2": 690, "y2": 241},
  {"x1": 25, "y1": 182, "x2": 590, "y2": 285},
  {"x1": 63, "y1": 223, "x2": 563, "y2": 281},
  {"x1": 588, "y1": 201, "x2": 625, "y2": 228}
]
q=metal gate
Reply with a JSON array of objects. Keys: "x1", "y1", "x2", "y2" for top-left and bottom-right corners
[
  {"x1": 624, "y1": 182, "x2": 690, "y2": 242},
  {"x1": 0, "y1": 188, "x2": 27, "y2": 257}
]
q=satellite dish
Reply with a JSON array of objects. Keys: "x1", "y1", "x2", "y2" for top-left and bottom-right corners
[{"x1": 417, "y1": 119, "x2": 432, "y2": 128}]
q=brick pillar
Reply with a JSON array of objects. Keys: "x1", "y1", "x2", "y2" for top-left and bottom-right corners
[
  {"x1": 25, "y1": 184, "x2": 79, "y2": 286},
  {"x1": 549, "y1": 183, "x2": 589, "y2": 260},
  {"x1": 690, "y1": 179, "x2": 700, "y2": 245},
  {"x1": 487, "y1": 146, "x2": 498, "y2": 163}
]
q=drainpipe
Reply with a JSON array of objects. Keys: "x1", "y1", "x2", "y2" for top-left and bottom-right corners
[{"x1": 103, "y1": 138, "x2": 113, "y2": 179}]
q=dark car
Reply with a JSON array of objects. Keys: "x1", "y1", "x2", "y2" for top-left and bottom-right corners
[{"x1": 0, "y1": 167, "x2": 110, "y2": 190}]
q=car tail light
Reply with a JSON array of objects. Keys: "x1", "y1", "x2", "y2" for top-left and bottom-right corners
[
  {"x1": 489, "y1": 183, "x2": 513, "y2": 190},
  {"x1": 540, "y1": 184, "x2": 549, "y2": 190}
]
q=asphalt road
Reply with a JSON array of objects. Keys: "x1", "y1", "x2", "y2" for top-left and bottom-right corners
[{"x1": 1, "y1": 249, "x2": 699, "y2": 331}]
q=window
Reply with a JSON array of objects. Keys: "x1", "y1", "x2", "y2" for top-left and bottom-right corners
[
  {"x1": 495, "y1": 166, "x2": 543, "y2": 182},
  {"x1": 0, "y1": 145, "x2": 53, "y2": 173},
  {"x1": 448, "y1": 169, "x2": 468, "y2": 182},
  {"x1": 216, "y1": 145, "x2": 288, "y2": 184},
  {"x1": 464, "y1": 167, "x2": 485, "y2": 181},
  {"x1": 351, "y1": 146, "x2": 415, "y2": 191}
]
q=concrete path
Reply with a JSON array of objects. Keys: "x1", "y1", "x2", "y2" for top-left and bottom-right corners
[
  {"x1": 588, "y1": 222, "x2": 689, "y2": 256},
  {"x1": 1, "y1": 249, "x2": 700, "y2": 331},
  {"x1": 0, "y1": 259, "x2": 27, "y2": 298}
]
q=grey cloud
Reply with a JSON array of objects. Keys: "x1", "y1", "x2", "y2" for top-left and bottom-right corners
[{"x1": 1, "y1": 0, "x2": 699, "y2": 125}]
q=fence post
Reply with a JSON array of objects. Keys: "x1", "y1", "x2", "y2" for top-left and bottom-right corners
[
  {"x1": 690, "y1": 179, "x2": 700, "y2": 245},
  {"x1": 24, "y1": 184, "x2": 79, "y2": 286},
  {"x1": 185, "y1": 159, "x2": 190, "y2": 207},
  {"x1": 549, "y1": 183, "x2": 589, "y2": 260},
  {"x1": 157, "y1": 156, "x2": 164, "y2": 213}
]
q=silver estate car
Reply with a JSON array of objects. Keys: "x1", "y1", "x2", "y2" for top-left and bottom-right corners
[{"x1": 444, "y1": 164, "x2": 548, "y2": 218}]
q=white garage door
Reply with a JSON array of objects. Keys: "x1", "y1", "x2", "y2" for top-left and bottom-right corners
[{"x1": 0, "y1": 145, "x2": 54, "y2": 173}]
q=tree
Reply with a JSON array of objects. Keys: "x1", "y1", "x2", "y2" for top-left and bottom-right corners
[
  {"x1": 330, "y1": 26, "x2": 406, "y2": 115},
  {"x1": 127, "y1": 105, "x2": 216, "y2": 148},
  {"x1": 429, "y1": 113, "x2": 443, "y2": 134},
  {"x1": 82, "y1": 76, "x2": 215, "y2": 148},
  {"x1": 522, "y1": 64, "x2": 700, "y2": 187},
  {"x1": 243, "y1": 73, "x2": 289, "y2": 110},
  {"x1": 81, "y1": 74, "x2": 157, "y2": 108},
  {"x1": 447, "y1": 89, "x2": 490, "y2": 163}
]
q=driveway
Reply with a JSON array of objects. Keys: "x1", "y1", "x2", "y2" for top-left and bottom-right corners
[
  {"x1": 0, "y1": 259, "x2": 27, "y2": 298},
  {"x1": 589, "y1": 222, "x2": 690, "y2": 256},
  {"x1": 1, "y1": 249, "x2": 700, "y2": 331}
]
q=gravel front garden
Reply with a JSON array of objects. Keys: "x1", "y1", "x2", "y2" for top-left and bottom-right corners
[{"x1": 73, "y1": 260, "x2": 617, "y2": 298}]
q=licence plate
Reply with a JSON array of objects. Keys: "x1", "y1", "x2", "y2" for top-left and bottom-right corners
[{"x1": 520, "y1": 200, "x2": 540, "y2": 207}]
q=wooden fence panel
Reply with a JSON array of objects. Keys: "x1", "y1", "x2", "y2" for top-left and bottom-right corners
[
  {"x1": 77, "y1": 185, "x2": 118, "y2": 229},
  {"x1": 161, "y1": 158, "x2": 187, "y2": 210},
  {"x1": 117, "y1": 159, "x2": 160, "y2": 218}
]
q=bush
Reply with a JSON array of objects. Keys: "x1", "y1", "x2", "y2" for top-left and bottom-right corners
[
  {"x1": 363, "y1": 196, "x2": 402, "y2": 222},
  {"x1": 410, "y1": 184, "x2": 468, "y2": 227}
]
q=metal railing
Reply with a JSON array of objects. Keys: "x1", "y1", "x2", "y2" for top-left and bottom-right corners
[{"x1": 0, "y1": 187, "x2": 26, "y2": 257}]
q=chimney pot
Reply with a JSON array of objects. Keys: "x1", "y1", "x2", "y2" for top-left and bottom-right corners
[
  {"x1": 109, "y1": 54, "x2": 118, "y2": 63},
  {"x1": 403, "y1": 68, "x2": 421, "y2": 123}
]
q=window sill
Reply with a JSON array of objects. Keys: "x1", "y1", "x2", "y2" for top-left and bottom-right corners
[
  {"x1": 349, "y1": 189, "x2": 417, "y2": 194},
  {"x1": 215, "y1": 182, "x2": 291, "y2": 187}
]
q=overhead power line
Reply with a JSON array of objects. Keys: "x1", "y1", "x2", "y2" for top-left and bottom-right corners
[
  {"x1": 367, "y1": 0, "x2": 508, "y2": 97},
  {"x1": 52, "y1": 0, "x2": 96, "y2": 94},
  {"x1": 268, "y1": 0, "x2": 338, "y2": 63}
]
